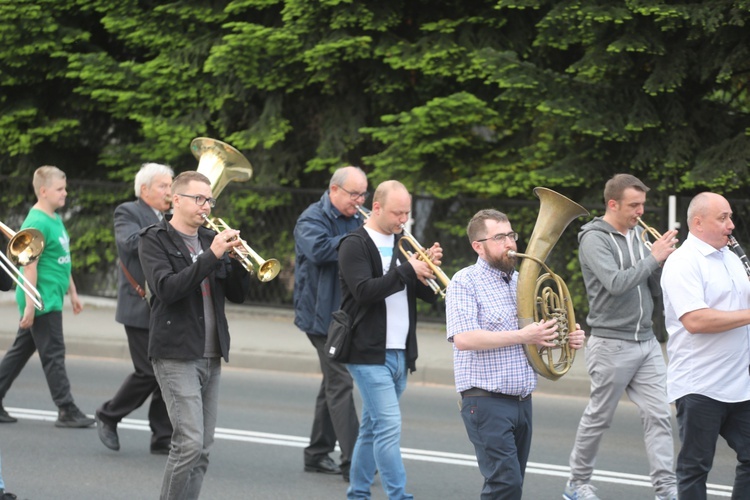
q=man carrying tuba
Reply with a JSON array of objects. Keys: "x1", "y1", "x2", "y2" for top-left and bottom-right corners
[
  {"x1": 445, "y1": 208, "x2": 585, "y2": 500},
  {"x1": 564, "y1": 174, "x2": 679, "y2": 500}
]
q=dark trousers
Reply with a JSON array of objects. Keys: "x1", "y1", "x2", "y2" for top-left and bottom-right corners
[
  {"x1": 0, "y1": 311, "x2": 73, "y2": 407},
  {"x1": 98, "y1": 326, "x2": 172, "y2": 448},
  {"x1": 675, "y1": 394, "x2": 750, "y2": 500},
  {"x1": 304, "y1": 333, "x2": 359, "y2": 471},
  {"x1": 461, "y1": 394, "x2": 533, "y2": 500}
]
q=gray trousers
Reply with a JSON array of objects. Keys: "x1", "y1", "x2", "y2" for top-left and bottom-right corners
[
  {"x1": 568, "y1": 336, "x2": 677, "y2": 496},
  {"x1": 153, "y1": 357, "x2": 221, "y2": 500},
  {"x1": 0, "y1": 311, "x2": 74, "y2": 407},
  {"x1": 305, "y1": 333, "x2": 359, "y2": 471}
]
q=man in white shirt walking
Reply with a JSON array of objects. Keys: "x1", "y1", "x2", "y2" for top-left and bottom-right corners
[{"x1": 661, "y1": 192, "x2": 750, "y2": 499}]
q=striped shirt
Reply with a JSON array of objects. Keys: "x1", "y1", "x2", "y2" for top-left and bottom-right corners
[{"x1": 445, "y1": 257, "x2": 537, "y2": 396}]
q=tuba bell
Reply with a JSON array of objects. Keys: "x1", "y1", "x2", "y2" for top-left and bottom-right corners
[
  {"x1": 190, "y1": 137, "x2": 281, "y2": 282},
  {"x1": 510, "y1": 188, "x2": 589, "y2": 381}
]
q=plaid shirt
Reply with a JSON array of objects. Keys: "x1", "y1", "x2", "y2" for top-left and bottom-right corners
[{"x1": 445, "y1": 257, "x2": 537, "y2": 396}]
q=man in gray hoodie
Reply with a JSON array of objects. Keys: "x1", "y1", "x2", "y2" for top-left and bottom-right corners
[{"x1": 563, "y1": 174, "x2": 679, "y2": 500}]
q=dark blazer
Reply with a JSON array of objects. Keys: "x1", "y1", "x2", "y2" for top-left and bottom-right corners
[
  {"x1": 138, "y1": 218, "x2": 250, "y2": 362},
  {"x1": 115, "y1": 199, "x2": 162, "y2": 329},
  {"x1": 337, "y1": 226, "x2": 438, "y2": 372}
]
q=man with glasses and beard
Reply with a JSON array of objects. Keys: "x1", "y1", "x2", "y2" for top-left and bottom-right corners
[{"x1": 445, "y1": 209, "x2": 585, "y2": 499}]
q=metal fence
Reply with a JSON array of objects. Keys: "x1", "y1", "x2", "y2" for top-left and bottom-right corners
[{"x1": 3, "y1": 175, "x2": 750, "y2": 326}]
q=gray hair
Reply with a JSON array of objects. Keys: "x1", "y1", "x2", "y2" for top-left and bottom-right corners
[
  {"x1": 329, "y1": 166, "x2": 366, "y2": 189},
  {"x1": 134, "y1": 163, "x2": 174, "y2": 198}
]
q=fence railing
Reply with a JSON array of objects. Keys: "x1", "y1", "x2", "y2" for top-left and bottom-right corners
[{"x1": 3, "y1": 175, "x2": 748, "y2": 328}]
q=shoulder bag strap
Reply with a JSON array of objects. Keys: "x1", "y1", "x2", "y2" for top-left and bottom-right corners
[{"x1": 119, "y1": 260, "x2": 146, "y2": 299}]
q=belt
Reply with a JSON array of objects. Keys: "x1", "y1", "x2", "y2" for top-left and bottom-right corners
[{"x1": 460, "y1": 387, "x2": 531, "y2": 401}]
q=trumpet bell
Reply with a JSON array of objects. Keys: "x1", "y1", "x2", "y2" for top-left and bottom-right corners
[
  {"x1": 191, "y1": 137, "x2": 254, "y2": 199},
  {"x1": 257, "y1": 258, "x2": 282, "y2": 283},
  {"x1": 9, "y1": 228, "x2": 45, "y2": 266}
]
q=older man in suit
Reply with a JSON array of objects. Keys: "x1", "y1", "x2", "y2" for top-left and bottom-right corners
[{"x1": 95, "y1": 162, "x2": 174, "y2": 454}]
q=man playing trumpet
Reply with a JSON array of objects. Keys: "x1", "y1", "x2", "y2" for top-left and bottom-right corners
[
  {"x1": 564, "y1": 173, "x2": 679, "y2": 500},
  {"x1": 337, "y1": 180, "x2": 441, "y2": 500},
  {"x1": 139, "y1": 171, "x2": 250, "y2": 499}
]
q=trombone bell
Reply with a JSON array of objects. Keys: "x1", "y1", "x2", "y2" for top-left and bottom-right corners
[{"x1": 0, "y1": 221, "x2": 45, "y2": 311}]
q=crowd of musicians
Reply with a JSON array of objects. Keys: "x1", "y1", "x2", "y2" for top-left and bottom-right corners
[{"x1": 0, "y1": 156, "x2": 748, "y2": 500}]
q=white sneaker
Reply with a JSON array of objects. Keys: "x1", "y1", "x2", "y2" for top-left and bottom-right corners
[{"x1": 563, "y1": 480, "x2": 600, "y2": 500}]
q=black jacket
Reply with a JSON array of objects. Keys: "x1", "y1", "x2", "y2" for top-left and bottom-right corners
[
  {"x1": 138, "y1": 218, "x2": 250, "y2": 361},
  {"x1": 337, "y1": 226, "x2": 437, "y2": 372}
]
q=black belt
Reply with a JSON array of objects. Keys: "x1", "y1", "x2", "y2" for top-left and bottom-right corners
[{"x1": 460, "y1": 387, "x2": 531, "y2": 401}]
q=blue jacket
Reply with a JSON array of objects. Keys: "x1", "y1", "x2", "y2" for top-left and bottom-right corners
[{"x1": 293, "y1": 192, "x2": 364, "y2": 336}]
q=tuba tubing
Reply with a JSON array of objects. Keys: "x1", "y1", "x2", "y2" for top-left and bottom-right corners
[{"x1": 513, "y1": 187, "x2": 589, "y2": 381}]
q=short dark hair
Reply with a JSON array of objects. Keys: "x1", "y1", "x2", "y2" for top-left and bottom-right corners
[
  {"x1": 603, "y1": 173, "x2": 649, "y2": 204},
  {"x1": 467, "y1": 209, "x2": 509, "y2": 242},
  {"x1": 171, "y1": 171, "x2": 210, "y2": 195}
]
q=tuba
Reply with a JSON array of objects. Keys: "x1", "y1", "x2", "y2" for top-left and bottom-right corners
[
  {"x1": 510, "y1": 188, "x2": 589, "y2": 381},
  {"x1": 190, "y1": 137, "x2": 281, "y2": 282},
  {"x1": 0, "y1": 221, "x2": 45, "y2": 310}
]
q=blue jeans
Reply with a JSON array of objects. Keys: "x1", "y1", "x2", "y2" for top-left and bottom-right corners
[
  {"x1": 0, "y1": 450, "x2": 4, "y2": 490},
  {"x1": 675, "y1": 394, "x2": 750, "y2": 500},
  {"x1": 346, "y1": 350, "x2": 412, "y2": 500},
  {"x1": 153, "y1": 357, "x2": 221, "y2": 500},
  {"x1": 461, "y1": 395, "x2": 532, "y2": 500}
]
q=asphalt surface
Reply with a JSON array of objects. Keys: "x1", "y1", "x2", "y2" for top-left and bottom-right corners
[{"x1": 0, "y1": 294, "x2": 599, "y2": 397}]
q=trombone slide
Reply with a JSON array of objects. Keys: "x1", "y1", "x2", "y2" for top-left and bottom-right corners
[{"x1": 0, "y1": 221, "x2": 45, "y2": 311}]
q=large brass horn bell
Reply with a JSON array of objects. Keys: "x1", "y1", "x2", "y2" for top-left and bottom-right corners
[
  {"x1": 190, "y1": 137, "x2": 281, "y2": 282},
  {"x1": 0, "y1": 221, "x2": 45, "y2": 310},
  {"x1": 511, "y1": 188, "x2": 589, "y2": 381}
]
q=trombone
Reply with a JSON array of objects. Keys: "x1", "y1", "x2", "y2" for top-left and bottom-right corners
[
  {"x1": 201, "y1": 215, "x2": 281, "y2": 282},
  {"x1": 636, "y1": 217, "x2": 663, "y2": 250},
  {"x1": 0, "y1": 221, "x2": 45, "y2": 311}
]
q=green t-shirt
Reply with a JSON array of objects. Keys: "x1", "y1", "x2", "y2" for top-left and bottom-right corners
[{"x1": 16, "y1": 208, "x2": 72, "y2": 316}]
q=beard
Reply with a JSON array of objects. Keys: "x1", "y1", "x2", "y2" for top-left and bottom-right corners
[{"x1": 486, "y1": 251, "x2": 516, "y2": 276}]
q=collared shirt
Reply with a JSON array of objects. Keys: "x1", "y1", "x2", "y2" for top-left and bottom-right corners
[
  {"x1": 661, "y1": 232, "x2": 750, "y2": 403},
  {"x1": 445, "y1": 257, "x2": 537, "y2": 397}
]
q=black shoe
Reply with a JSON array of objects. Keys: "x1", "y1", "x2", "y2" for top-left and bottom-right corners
[
  {"x1": 150, "y1": 443, "x2": 171, "y2": 455},
  {"x1": 55, "y1": 403, "x2": 95, "y2": 428},
  {"x1": 0, "y1": 405, "x2": 17, "y2": 423},
  {"x1": 304, "y1": 456, "x2": 342, "y2": 475},
  {"x1": 0, "y1": 490, "x2": 17, "y2": 499},
  {"x1": 95, "y1": 413, "x2": 120, "y2": 450}
]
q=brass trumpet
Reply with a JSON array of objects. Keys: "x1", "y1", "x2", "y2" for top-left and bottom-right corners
[
  {"x1": 201, "y1": 215, "x2": 281, "y2": 282},
  {"x1": 356, "y1": 206, "x2": 450, "y2": 297},
  {"x1": 397, "y1": 226, "x2": 451, "y2": 298},
  {"x1": 0, "y1": 221, "x2": 45, "y2": 311},
  {"x1": 636, "y1": 217, "x2": 663, "y2": 250},
  {"x1": 191, "y1": 137, "x2": 281, "y2": 282}
]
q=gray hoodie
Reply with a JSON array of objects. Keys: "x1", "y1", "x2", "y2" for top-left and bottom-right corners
[{"x1": 578, "y1": 217, "x2": 662, "y2": 341}]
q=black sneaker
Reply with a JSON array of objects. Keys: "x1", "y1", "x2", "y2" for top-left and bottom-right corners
[
  {"x1": 0, "y1": 405, "x2": 17, "y2": 423},
  {"x1": 55, "y1": 403, "x2": 95, "y2": 428},
  {"x1": 0, "y1": 490, "x2": 17, "y2": 499}
]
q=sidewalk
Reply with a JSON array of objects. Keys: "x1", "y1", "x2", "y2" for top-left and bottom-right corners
[{"x1": 0, "y1": 295, "x2": 593, "y2": 398}]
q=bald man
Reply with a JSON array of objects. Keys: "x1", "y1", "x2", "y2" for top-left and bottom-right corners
[
  {"x1": 293, "y1": 166, "x2": 369, "y2": 481},
  {"x1": 661, "y1": 192, "x2": 750, "y2": 499},
  {"x1": 338, "y1": 180, "x2": 441, "y2": 500}
]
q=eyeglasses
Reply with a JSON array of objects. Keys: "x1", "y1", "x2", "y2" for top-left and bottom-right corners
[
  {"x1": 176, "y1": 193, "x2": 217, "y2": 208},
  {"x1": 475, "y1": 232, "x2": 519, "y2": 244},
  {"x1": 338, "y1": 186, "x2": 370, "y2": 201}
]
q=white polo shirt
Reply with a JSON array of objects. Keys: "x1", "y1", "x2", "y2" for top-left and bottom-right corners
[{"x1": 661, "y1": 233, "x2": 750, "y2": 403}]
